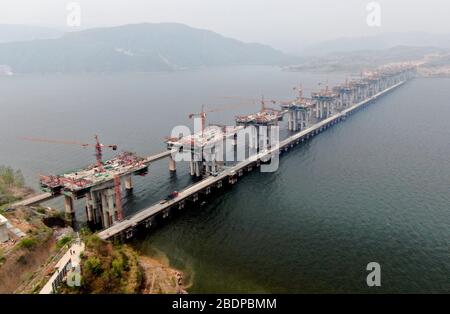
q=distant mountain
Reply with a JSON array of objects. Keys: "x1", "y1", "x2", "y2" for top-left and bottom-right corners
[
  {"x1": 286, "y1": 45, "x2": 446, "y2": 73},
  {"x1": 0, "y1": 24, "x2": 62, "y2": 43},
  {"x1": 0, "y1": 23, "x2": 294, "y2": 73},
  {"x1": 304, "y1": 32, "x2": 450, "y2": 55}
]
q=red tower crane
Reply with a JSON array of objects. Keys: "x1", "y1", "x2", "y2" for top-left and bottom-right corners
[
  {"x1": 188, "y1": 104, "x2": 241, "y2": 136},
  {"x1": 20, "y1": 135, "x2": 118, "y2": 170},
  {"x1": 188, "y1": 104, "x2": 208, "y2": 136}
]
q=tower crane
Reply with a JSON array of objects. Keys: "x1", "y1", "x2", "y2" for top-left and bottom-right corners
[
  {"x1": 220, "y1": 95, "x2": 278, "y2": 111},
  {"x1": 188, "y1": 104, "x2": 208, "y2": 136},
  {"x1": 20, "y1": 135, "x2": 118, "y2": 170},
  {"x1": 293, "y1": 84, "x2": 305, "y2": 100},
  {"x1": 188, "y1": 103, "x2": 257, "y2": 135}
]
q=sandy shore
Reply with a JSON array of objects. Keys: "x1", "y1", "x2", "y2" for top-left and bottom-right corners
[{"x1": 138, "y1": 255, "x2": 188, "y2": 294}]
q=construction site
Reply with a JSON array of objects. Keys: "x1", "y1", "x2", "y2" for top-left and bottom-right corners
[{"x1": 14, "y1": 62, "x2": 416, "y2": 239}]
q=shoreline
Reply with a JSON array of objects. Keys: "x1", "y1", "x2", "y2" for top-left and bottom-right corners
[
  {"x1": 138, "y1": 255, "x2": 188, "y2": 294},
  {"x1": 135, "y1": 245, "x2": 191, "y2": 294}
]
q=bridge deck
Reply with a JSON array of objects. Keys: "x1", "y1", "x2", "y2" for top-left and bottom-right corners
[
  {"x1": 143, "y1": 150, "x2": 172, "y2": 163},
  {"x1": 10, "y1": 192, "x2": 55, "y2": 208}
]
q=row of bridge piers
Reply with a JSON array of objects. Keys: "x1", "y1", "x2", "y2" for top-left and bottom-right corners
[{"x1": 280, "y1": 65, "x2": 416, "y2": 136}]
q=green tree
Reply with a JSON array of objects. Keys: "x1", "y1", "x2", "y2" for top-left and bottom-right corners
[
  {"x1": 19, "y1": 237, "x2": 38, "y2": 249},
  {"x1": 0, "y1": 166, "x2": 14, "y2": 186},
  {"x1": 111, "y1": 258, "x2": 124, "y2": 278},
  {"x1": 0, "y1": 166, "x2": 25, "y2": 188},
  {"x1": 85, "y1": 256, "x2": 102, "y2": 276}
]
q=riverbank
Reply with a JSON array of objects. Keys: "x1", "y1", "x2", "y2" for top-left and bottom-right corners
[
  {"x1": 0, "y1": 165, "x2": 76, "y2": 293},
  {"x1": 58, "y1": 232, "x2": 187, "y2": 294},
  {"x1": 0, "y1": 204, "x2": 75, "y2": 293},
  {"x1": 1, "y1": 165, "x2": 187, "y2": 294},
  {"x1": 0, "y1": 166, "x2": 31, "y2": 211},
  {"x1": 139, "y1": 255, "x2": 187, "y2": 294}
]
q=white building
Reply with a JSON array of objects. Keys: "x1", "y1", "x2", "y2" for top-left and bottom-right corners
[{"x1": 0, "y1": 214, "x2": 9, "y2": 243}]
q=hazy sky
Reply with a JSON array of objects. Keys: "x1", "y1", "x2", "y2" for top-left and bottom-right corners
[{"x1": 1, "y1": 0, "x2": 449, "y2": 52}]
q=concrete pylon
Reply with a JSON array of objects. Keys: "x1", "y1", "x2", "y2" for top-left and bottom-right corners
[
  {"x1": 101, "y1": 191, "x2": 109, "y2": 228},
  {"x1": 85, "y1": 193, "x2": 93, "y2": 222},
  {"x1": 168, "y1": 155, "x2": 176, "y2": 172},
  {"x1": 107, "y1": 189, "x2": 115, "y2": 224},
  {"x1": 292, "y1": 111, "x2": 297, "y2": 131},
  {"x1": 124, "y1": 175, "x2": 133, "y2": 191},
  {"x1": 287, "y1": 112, "x2": 293, "y2": 131},
  {"x1": 64, "y1": 195, "x2": 74, "y2": 215},
  {"x1": 92, "y1": 191, "x2": 102, "y2": 224},
  {"x1": 195, "y1": 161, "x2": 202, "y2": 177}
]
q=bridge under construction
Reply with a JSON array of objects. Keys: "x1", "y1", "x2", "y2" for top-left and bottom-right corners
[{"x1": 13, "y1": 63, "x2": 416, "y2": 240}]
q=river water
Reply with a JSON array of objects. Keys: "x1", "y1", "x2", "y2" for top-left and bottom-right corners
[{"x1": 0, "y1": 67, "x2": 448, "y2": 293}]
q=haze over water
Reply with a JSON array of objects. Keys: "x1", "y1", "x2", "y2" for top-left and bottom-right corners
[{"x1": 0, "y1": 67, "x2": 448, "y2": 292}]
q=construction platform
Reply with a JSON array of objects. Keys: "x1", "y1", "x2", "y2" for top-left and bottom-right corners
[
  {"x1": 39, "y1": 152, "x2": 148, "y2": 198},
  {"x1": 166, "y1": 125, "x2": 243, "y2": 150},
  {"x1": 235, "y1": 109, "x2": 283, "y2": 126}
]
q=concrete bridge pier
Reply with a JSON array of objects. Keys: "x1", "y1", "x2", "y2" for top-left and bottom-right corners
[
  {"x1": 346, "y1": 92, "x2": 353, "y2": 107},
  {"x1": 251, "y1": 126, "x2": 259, "y2": 150},
  {"x1": 94, "y1": 193, "x2": 102, "y2": 225},
  {"x1": 101, "y1": 191, "x2": 110, "y2": 228},
  {"x1": 350, "y1": 92, "x2": 356, "y2": 105},
  {"x1": 315, "y1": 102, "x2": 321, "y2": 119},
  {"x1": 189, "y1": 151, "x2": 195, "y2": 176},
  {"x1": 107, "y1": 189, "x2": 116, "y2": 223},
  {"x1": 303, "y1": 109, "x2": 311, "y2": 129},
  {"x1": 97, "y1": 188, "x2": 115, "y2": 228},
  {"x1": 86, "y1": 191, "x2": 103, "y2": 225},
  {"x1": 297, "y1": 111, "x2": 304, "y2": 131},
  {"x1": 292, "y1": 111, "x2": 298, "y2": 131},
  {"x1": 85, "y1": 192, "x2": 94, "y2": 223},
  {"x1": 189, "y1": 152, "x2": 204, "y2": 177},
  {"x1": 195, "y1": 161, "x2": 203, "y2": 177},
  {"x1": 124, "y1": 175, "x2": 133, "y2": 192},
  {"x1": 64, "y1": 195, "x2": 74, "y2": 220},
  {"x1": 210, "y1": 159, "x2": 218, "y2": 175},
  {"x1": 168, "y1": 155, "x2": 176, "y2": 172},
  {"x1": 204, "y1": 145, "x2": 221, "y2": 176},
  {"x1": 287, "y1": 112, "x2": 293, "y2": 131}
]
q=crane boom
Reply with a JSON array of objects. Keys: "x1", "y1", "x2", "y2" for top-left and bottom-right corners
[
  {"x1": 20, "y1": 135, "x2": 118, "y2": 170},
  {"x1": 20, "y1": 136, "x2": 117, "y2": 149}
]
